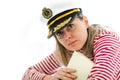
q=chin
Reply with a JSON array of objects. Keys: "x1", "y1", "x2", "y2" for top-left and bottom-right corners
[{"x1": 69, "y1": 48, "x2": 81, "y2": 51}]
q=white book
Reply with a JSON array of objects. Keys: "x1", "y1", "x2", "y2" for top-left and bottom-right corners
[{"x1": 67, "y1": 51, "x2": 94, "y2": 80}]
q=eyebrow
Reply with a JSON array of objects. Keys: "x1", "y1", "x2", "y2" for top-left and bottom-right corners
[{"x1": 66, "y1": 23, "x2": 72, "y2": 27}]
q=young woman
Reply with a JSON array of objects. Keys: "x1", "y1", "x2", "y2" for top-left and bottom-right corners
[{"x1": 22, "y1": 2, "x2": 120, "y2": 80}]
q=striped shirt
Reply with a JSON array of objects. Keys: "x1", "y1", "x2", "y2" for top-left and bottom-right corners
[{"x1": 22, "y1": 30, "x2": 120, "y2": 80}]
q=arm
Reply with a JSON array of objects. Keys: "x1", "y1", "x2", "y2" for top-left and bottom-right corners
[
  {"x1": 88, "y1": 32, "x2": 120, "y2": 80},
  {"x1": 22, "y1": 53, "x2": 61, "y2": 80}
]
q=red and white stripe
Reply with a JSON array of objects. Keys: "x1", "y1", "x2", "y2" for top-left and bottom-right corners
[
  {"x1": 22, "y1": 54, "x2": 61, "y2": 80},
  {"x1": 88, "y1": 31, "x2": 120, "y2": 80}
]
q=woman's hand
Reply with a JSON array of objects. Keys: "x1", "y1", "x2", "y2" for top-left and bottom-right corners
[{"x1": 54, "y1": 67, "x2": 77, "y2": 80}]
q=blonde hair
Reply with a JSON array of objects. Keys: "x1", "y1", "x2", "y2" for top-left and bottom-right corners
[{"x1": 54, "y1": 24, "x2": 111, "y2": 66}]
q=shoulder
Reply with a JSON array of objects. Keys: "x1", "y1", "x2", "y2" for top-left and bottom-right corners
[
  {"x1": 92, "y1": 24, "x2": 120, "y2": 52},
  {"x1": 91, "y1": 24, "x2": 120, "y2": 41}
]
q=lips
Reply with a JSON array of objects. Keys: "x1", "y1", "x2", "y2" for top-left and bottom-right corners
[{"x1": 68, "y1": 40, "x2": 77, "y2": 46}]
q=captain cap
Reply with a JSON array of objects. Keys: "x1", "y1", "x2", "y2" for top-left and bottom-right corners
[{"x1": 40, "y1": 0, "x2": 83, "y2": 38}]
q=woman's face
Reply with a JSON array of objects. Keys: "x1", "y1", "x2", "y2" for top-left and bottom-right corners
[{"x1": 56, "y1": 16, "x2": 89, "y2": 51}]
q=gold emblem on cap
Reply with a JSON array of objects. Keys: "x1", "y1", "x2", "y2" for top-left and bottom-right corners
[{"x1": 42, "y1": 7, "x2": 52, "y2": 19}]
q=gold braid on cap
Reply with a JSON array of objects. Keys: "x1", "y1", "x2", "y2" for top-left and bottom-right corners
[
  {"x1": 47, "y1": 8, "x2": 80, "y2": 28},
  {"x1": 42, "y1": 7, "x2": 52, "y2": 19}
]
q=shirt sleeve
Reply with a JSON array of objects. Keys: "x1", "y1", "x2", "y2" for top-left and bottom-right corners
[
  {"x1": 88, "y1": 32, "x2": 120, "y2": 80},
  {"x1": 22, "y1": 53, "x2": 61, "y2": 80}
]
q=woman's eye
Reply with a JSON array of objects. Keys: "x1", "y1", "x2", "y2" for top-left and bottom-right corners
[
  {"x1": 56, "y1": 31, "x2": 64, "y2": 39},
  {"x1": 56, "y1": 31, "x2": 62, "y2": 36},
  {"x1": 67, "y1": 24, "x2": 74, "y2": 31},
  {"x1": 67, "y1": 24, "x2": 73, "y2": 28}
]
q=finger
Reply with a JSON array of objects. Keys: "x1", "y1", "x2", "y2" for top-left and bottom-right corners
[
  {"x1": 62, "y1": 71, "x2": 77, "y2": 79},
  {"x1": 54, "y1": 68, "x2": 77, "y2": 80},
  {"x1": 54, "y1": 71, "x2": 73, "y2": 80},
  {"x1": 61, "y1": 68, "x2": 76, "y2": 73},
  {"x1": 60, "y1": 68, "x2": 77, "y2": 79},
  {"x1": 60, "y1": 76, "x2": 73, "y2": 80},
  {"x1": 56, "y1": 73, "x2": 73, "y2": 80}
]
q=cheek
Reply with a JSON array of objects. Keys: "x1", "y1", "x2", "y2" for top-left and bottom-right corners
[
  {"x1": 78, "y1": 29, "x2": 88, "y2": 39},
  {"x1": 75, "y1": 29, "x2": 88, "y2": 45},
  {"x1": 74, "y1": 29, "x2": 87, "y2": 39},
  {"x1": 57, "y1": 39, "x2": 66, "y2": 47},
  {"x1": 57, "y1": 39, "x2": 72, "y2": 50}
]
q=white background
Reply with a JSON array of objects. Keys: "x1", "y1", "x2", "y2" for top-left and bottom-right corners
[{"x1": 0, "y1": 0, "x2": 120, "y2": 80}]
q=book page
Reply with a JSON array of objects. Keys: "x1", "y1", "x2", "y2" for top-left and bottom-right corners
[{"x1": 67, "y1": 51, "x2": 94, "y2": 80}]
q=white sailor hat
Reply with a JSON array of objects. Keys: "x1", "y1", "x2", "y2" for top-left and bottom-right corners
[{"x1": 40, "y1": 0, "x2": 84, "y2": 38}]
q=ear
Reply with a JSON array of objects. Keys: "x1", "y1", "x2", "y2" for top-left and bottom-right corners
[{"x1": 83, "y1": 16, "x2": 89, "y2": 28}]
